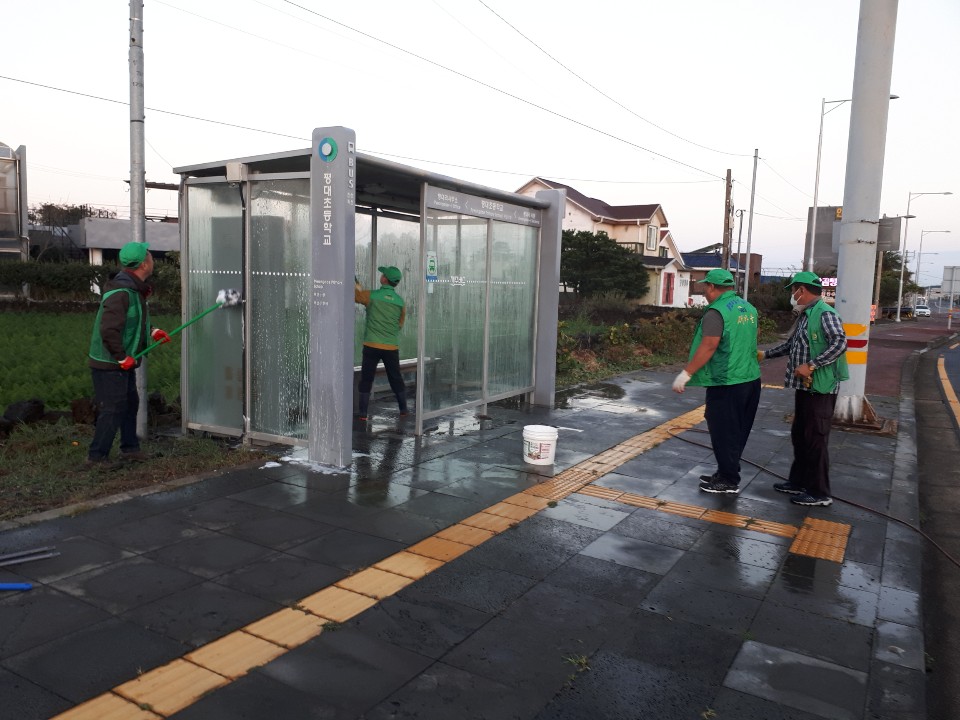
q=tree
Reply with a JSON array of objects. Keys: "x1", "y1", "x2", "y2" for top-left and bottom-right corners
[
  {"x1": 27, "y1": 203, "x2": 117, "y2": 262},
  {"x1": 560, "y1": 230, "x2": 649, "y2": 299}
]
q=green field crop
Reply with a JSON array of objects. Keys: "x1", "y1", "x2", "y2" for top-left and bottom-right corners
[{"x1": 0, "y1": 311, "x2": 182, "y2": 410}]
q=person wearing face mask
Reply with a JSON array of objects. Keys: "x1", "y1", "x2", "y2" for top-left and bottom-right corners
[
  {"x1": 673, "y1": 268, "x2": 761, "y2": 495},
  {"x1": 759, "y1": 271, "x2": 848, "y2": 506}
]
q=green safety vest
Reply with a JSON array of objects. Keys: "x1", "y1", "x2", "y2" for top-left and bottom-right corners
[
  {"x1": 88, "y1": 288, "x2": 147, "y2": 364},
  {"x1": 688, "y1": 290, "x2": 761, "y2": 387},
  {"x1": 805, "y1": 299, "x2": 849, "y2": 394},
  {"x1": 362, "y1": 285, "x2": 404, "y2": 348}
]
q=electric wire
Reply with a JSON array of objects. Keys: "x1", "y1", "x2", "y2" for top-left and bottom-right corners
[
  {"x1": 760, "y1": 158, "x2": 812, "y2": 199},
  {"x1": 276, "y1": 0, "x2": 725, "y2": 180},
  {"x1": 667, "y1": 426, "x2": 960, "y2": 571},
  {"x1": 476, "y1": 0, "x2": 752, "y2": 159}
]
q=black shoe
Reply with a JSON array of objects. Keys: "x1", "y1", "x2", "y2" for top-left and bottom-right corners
[
  {"x1": 699, "y1": 472, "x2": 719, "y2": 485},
  {"x1": 773, "y1": 481, "x2": 804, "y2": 495},
  {"x1": 790, "y1": 493, "x2": 833, "y2": 507},
  {"x1": 699, "y1": 479, "x2": 740, "y2": 494}
]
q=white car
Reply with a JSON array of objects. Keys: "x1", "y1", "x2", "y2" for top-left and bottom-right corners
[{"x1": 915, "y1": 305, "x2": 931, "y2": 317}]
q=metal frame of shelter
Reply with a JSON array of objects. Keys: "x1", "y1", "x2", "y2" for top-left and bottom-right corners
[{"x1": 174, "y1": 126, "x2": 564, "y2": 467}]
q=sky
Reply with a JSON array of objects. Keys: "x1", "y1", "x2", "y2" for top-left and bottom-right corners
[{"x1": 4, "y1": 0, "x2": 958, "y2": 284}]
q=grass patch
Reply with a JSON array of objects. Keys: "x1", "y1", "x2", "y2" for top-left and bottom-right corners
[{"x1": 0, "y1": 420, "x2": 269, "y2": 521}]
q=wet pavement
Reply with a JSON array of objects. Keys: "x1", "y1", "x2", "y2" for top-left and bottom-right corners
[{"x1": 0, "y1": 319, "x2": 956, "y2": 719}]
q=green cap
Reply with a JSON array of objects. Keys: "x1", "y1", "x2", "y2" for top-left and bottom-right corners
[
  {"x1": 699, "y1": 268, "x2": 735, "y2": 286},
  {"x1": 378, "y1": 265, "x2": 402, "y2": 284},
  {"x1": 784, "y1": 271, "x2": 822, "y2": 288},
  {"x1": 119, "y1": 241, "x2": 150, "y2": 268}
]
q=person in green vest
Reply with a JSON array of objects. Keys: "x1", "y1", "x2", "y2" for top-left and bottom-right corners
[
  {"x1": 354, "y1": 266, "x2": 408, "y2": 421},
  {"x1": 760, "y1": 271, "x2": 848, "y2": 506},
  {"x1": 673, "y1": 268, "x2": 761, "y2": 494},
  {"x1": 87, "y1": 241, "x2": 170, "y2": 467}
]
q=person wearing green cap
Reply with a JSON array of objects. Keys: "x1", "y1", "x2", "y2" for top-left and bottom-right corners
[
  {"x1": 673, "y1": 268, "x2": 761, "y2": 494},
  {"x1": 354, "y1": 266, "x2": 408, "y2": 421},
  {"x1": 86, "y1": 241, "x2": 170, "y2": 467},
  {"x1": 759, "y1": 271, "x2": 848, "y2": 506}
]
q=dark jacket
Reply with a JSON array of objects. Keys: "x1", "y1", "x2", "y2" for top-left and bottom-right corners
[{"x1": 88, "y1": 271, "x2": 152, "y2": 371}]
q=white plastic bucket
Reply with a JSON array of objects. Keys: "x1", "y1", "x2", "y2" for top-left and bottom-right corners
[{"x1": 523, "y1": 425, "x2": 559, "y2": 465}]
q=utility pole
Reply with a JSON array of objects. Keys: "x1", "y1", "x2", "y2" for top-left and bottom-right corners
[
  {"x1": 743, "y1": 149, "x2": 759, "y2": 301},
  {"x1": 734, "y1": 209, "x2": 745, "y2": 293},
  {"x1": 834, "y1": 0, "x2": 899, "y2": 424},
  {"x1": 721, "y1": 169, "x2": 732, "y2": 269},
  {"x1": 130, "y1": 0, "x2": 148, "y2": 438}
]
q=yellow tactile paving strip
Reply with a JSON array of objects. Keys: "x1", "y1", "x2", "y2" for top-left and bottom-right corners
[
  {"x1": 52, "y1": 402, "x2": 846, "y2": 718},
  {"x1": 938, "y1": 356, "x2": 960, "y2": 429}
]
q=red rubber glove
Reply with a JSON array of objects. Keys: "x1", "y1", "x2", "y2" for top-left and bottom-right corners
[
  {"x1": 151, "y1": 328, "x2": 171, "y2": 344},
  {"x1": 119, "y1": 356, "x2": 136, "y2": 371}
]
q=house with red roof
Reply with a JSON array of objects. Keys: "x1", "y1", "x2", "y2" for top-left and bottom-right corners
[{"x1": 516, "y1": 177, "x2": 693, "y2": 307}]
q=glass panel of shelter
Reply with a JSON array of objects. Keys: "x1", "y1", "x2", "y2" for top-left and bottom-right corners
[{"x1": 185, "y1": 183, "x2": 244, "y2": 434}]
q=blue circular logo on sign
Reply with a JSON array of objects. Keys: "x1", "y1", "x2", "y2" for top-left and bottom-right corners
[{"x1": 318, "y1": 138, "x2": 338, "y2": 162}]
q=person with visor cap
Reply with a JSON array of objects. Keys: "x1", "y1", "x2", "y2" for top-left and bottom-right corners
[
  {"x1": 673, "y1": 268, "x2": 761, "y2": 494},
  {"x1": 86, "y1": 241, "x2": 170, "y2": 467},
  {"x1": 355, "y1": 265, "x2": 409, "y2": 421},
  {"x1": 759, "y1": 271, "x2": 848, "y2": 506}
]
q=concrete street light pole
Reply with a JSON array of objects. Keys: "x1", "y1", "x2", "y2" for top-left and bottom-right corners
[
  {"x1": 895, "y1": 193, "x2": 952, "y2": 322},
  {"x1": 806, "y1": 95, "x2": 897, "y2": 272},
  {"x1": 833, "y1": 0, "x2": 898, "y2": 424},
  {"x1": 914, "y1": 229, "x2": 950, "y2": 302}
]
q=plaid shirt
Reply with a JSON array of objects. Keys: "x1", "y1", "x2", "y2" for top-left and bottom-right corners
[{"x1": 765, "y1": 305, "x2": 847, "y2": 392}]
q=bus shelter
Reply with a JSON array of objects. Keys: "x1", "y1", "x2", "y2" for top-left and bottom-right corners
[{"x1": 174, "y1": 126, "x2": 564, "y2": 467}]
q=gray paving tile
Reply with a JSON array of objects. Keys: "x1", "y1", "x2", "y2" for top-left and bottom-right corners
[
  {"x1": 880, "y1": 560, "x2": 921, "y2": 594},
  {"x1": 538, "y1": 495, "x2": 630, "y2": 530},
  {"x1": 748, "y1": 601, "x2": 874, "y2": 672},
  {"x1": 11, "y1": 536, "x2": 135, "y2": 584},
  {"x1": 169, "y1": 665, "x2": 336, "y2": 719},
  {"x1": 228, "y1": 482, "x2": 332, "y2": 511},
  {"x1": 579, "y1": 533, "x2": 684, "y2": 575},
  {"x1": 725, "y1": 641, "x2": 868, "y2": 720},
  {"x1": 122, "y1": 581, "x2": 279, "y2": 648},
  {"x1": 404, "y1": 556, "x2": 537, "y2": 614},
  {"x1": 347, "y1": 588, "x2": 492, "y2": 660},
  {"x1": 347, "y1": 509, "x2": 448, "y2": 544},
  {"x1": 609, "y1": 510, "x2": 706, "y2": 550},
  {"x1": 143, "y1": 533, "x2": 276, "y2": 579},
  {"x1": 710, "y1": 687, "x2": 833, "y2": 720},
  {"x1": 4, "y1": 618, "x2": 188, "y2": 703},
  {"x1": 444, "y1": 583, "x2": 630, "y2": 695},
  {"x1": 169, "y1": 497, "x2": 277, "y2": 530},
  {"x1": 257, "y1": 627, "x2": 433, "y2": 717},
  {"x1": 364, "y1": 661, "x2": 543, "y2": 720},
  {"x1": 543, "y1": 554, "x2": 659, "y2": 608},
  {"x1": 50, "y1": 555, "x2": 204, "y2": 614},
  {"x1": 642, "y1": 576, "x2": 762, "y2": 635},
  {"x1": 690, "y1": 530, "x2": 789, "y2": 571},
  {"x1": 780, "y1": 555, "x2": 882, "y2": 594},
  {"x1": 0, "y1": 586, "x2": 111, "y2": 658},
  {"x1": 219, "y1": 512, "x2": 336, "y2": 550},
  {"x1": 466, "y1": 516, "x2": 602, "y2": 580},
  {"x1": 90, "y1": 512, "x2": 215, "y2": 553},
  {"x1": 766, "y1": 571, "x2": 879, "y2": 627},
  {"x1": 379, "y1": 491, "x2": 483, "y2": 525},
  {"x1": 213, "y1": 553, "x2": 347, "y2": 605},
  {"x1": 665, "y1": 551, "x2": 776, "y2": 599},
  {"x1": 877, "y1": 586, "x2": 921, "y2": 627},
  {"x1": 865, "y1": 660, "x2": 926, "y2": 719},
  {"x1": 284, "y1": 528, "x2": 405, "y2": 571},
  {"x1": 604, "y1": 609, "x2": 741, "y2": 684},
  {"x1": 534, "y1": 652, "x2": 717, "y2": 720},
  {"x1": 874, "y1": 620, "x2": 925, "y2": 671},
  {"x1": 0, "y1": 667, "x2": 72, "y2": 718}
]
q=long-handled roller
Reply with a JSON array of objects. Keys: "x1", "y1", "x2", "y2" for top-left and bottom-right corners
[{"x1": 134, "y1": 288, "x2": 242, "y2": 359}]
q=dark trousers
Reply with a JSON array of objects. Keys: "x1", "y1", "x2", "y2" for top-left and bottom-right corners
[
  {"x1": 704, "y1": 378, "x2": 761, "y2": 484},
  {"x1": 788, "y1": 390, "x2": 837, "y2": 497},
  {"x1": 89, "y1": 368, "x2": 140, "y2": 460},
  {"x1": 358, "y1": 346, "x2": 407, "y2": 410}
]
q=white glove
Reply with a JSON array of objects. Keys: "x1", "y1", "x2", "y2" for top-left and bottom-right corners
[{"x1": 672, "y1": 370, "x2": 691, "y2": 393}]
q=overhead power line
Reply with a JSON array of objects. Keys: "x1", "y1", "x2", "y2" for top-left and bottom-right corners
[
  {"x1": 274, "y1": 0, "x2": 724, "y2": 180},
  {"x1": 476, "y1": 0, "x2": 752, "y2": 159}
]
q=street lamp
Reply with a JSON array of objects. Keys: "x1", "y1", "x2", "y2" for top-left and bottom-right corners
[
  {"x1": 915, "y1": 230, "x2": 950, "y2": 302},
  {"x1": 896, "y1": 192, "x2": 953, "y2": 321},
  {"x1": 806, "y1": 95, "x2": 899, "y2": 272}
]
